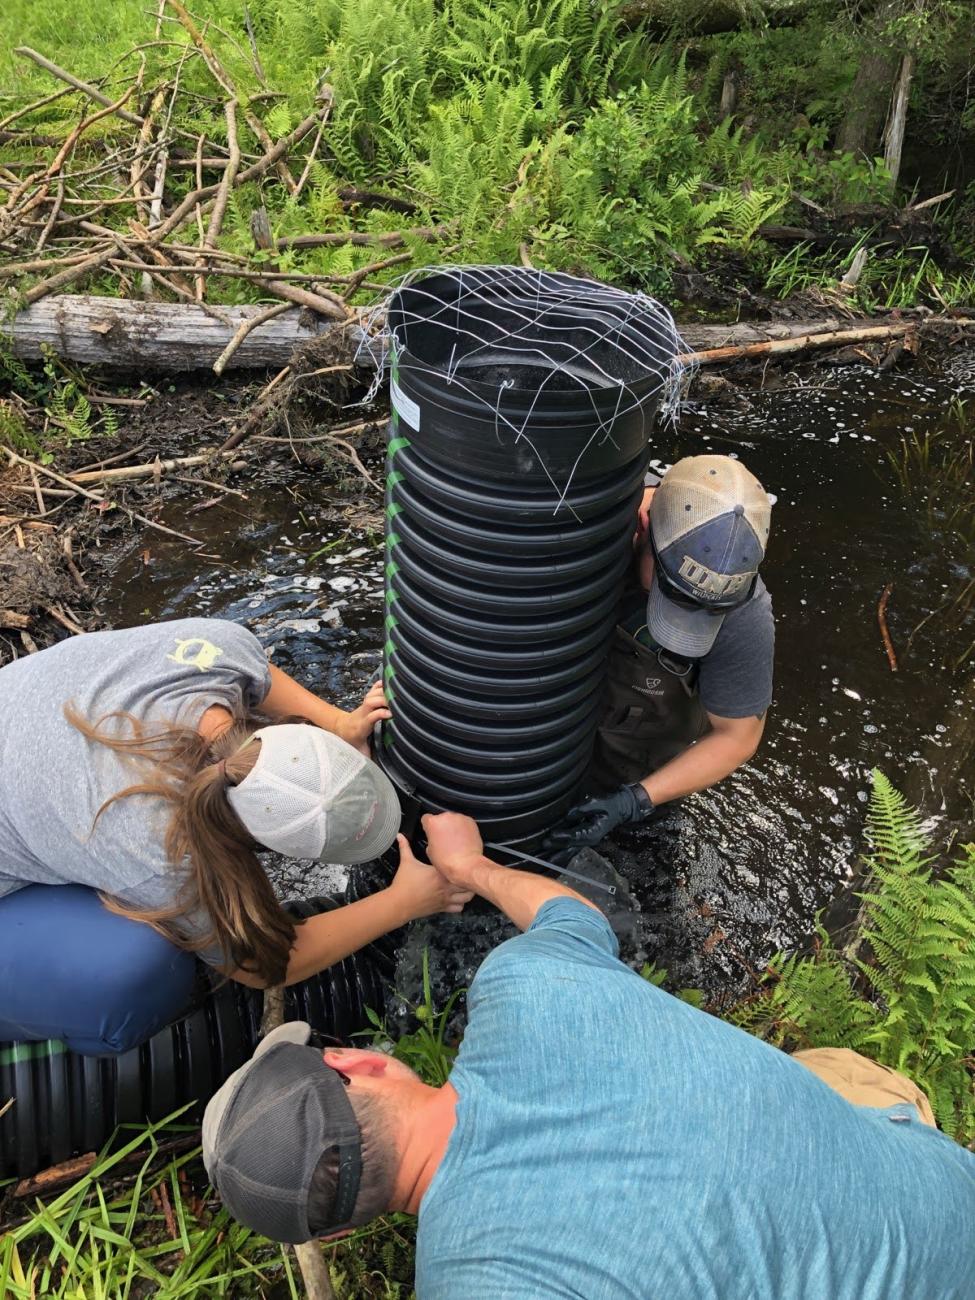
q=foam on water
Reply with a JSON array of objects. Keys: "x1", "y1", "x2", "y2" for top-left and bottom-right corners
[{"x1": 104, "y1": 356, "x2": 975, "y2": 1002}]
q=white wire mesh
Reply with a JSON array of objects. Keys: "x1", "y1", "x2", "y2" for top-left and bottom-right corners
[{"x1": 358, "y1": 265, "x2": 692, "y2": 514}]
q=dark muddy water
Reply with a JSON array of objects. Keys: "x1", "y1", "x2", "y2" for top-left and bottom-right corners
[{"x1": 103, "y1": 356, "x2": 975, "y2": 1009}]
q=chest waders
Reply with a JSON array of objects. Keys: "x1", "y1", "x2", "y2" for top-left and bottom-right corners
[{"x1": 591, "y1": 624, "x2": 709, "y2": 789}]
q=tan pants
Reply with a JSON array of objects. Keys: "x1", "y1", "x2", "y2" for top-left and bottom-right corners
[{"x1": 793, "y1": 1048, "x2": 936, "y2": 1128}]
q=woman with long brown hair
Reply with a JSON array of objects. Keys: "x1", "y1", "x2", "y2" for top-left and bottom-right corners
[{"x1": 0, "y1": 617, "x2": 471, "y2": 1055}]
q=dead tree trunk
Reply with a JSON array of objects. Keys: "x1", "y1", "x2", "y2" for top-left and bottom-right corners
[
  {"x1": 719, "y1": 62, "x2": 740, "y2": 121},
  {"x1": 835, "y1": 0, "x2": 902, "y2": 159},
  {"x1": 883, "y1": 51, "x2": 917, "y2": 185},
  {"x1": 836, "y1": 43, "x2": 900, "y2": 157}
]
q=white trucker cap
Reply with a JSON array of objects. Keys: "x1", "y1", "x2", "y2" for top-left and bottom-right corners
[
  {"x1": 227, "y1": 725, "x2": 401, "y2": 862},
  {"x1": 648, "y1": 455, "x2": 771, "y2": 658}
]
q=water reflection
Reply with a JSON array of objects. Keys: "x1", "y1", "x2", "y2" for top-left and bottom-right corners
[{"x1": 105, "y1": 358, "x2": 975, "y2": 1000}]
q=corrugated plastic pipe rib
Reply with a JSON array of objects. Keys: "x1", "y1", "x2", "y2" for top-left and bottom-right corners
[
  {"x1": 376, "y1": 267, "x2": 678, "y2": 843},
  {"x1": 0, "y1": 898, "x2": 386, "y2": 1180}
]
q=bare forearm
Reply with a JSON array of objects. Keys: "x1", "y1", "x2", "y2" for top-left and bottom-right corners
[
  {"x1": 230, "y1": 889, "x2": 407, "y2": 988},
  {"x1": 641, "y1": 729, "x2": 757, "y2": 806},
  {"x1": 461, "y1": 855, "x2": 600, "y2": 932},
  {"x1": 260, "y1": 662, "x2": 347, "y2": 733}
]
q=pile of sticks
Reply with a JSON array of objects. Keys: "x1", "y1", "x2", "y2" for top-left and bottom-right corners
[{"x1": 0, "y1": 4, "x2": 452, "y2": 374}]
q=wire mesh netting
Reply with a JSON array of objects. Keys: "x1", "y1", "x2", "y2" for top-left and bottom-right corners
[
  {"x1": 368, "y1": 266, "x2": 688, "y2": 842},
  {"x1": 361, "y1": 264, "x2": 690, "y2": 506}
]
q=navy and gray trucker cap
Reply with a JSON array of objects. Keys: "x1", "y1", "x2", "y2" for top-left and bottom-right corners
[
  {"x1": 647, "y1": 455, "x2": 771, "y2": 657},
  {"x1": 202, "y1": 1021, "x2": 362, "y2": 1244}
]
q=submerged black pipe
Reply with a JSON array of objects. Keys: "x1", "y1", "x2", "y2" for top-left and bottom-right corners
[
  {"x1": 0, "y1": 898, "x2": 386, "y2": 1180},
  {"x1": 377, "y1": 267, "x2": 679, "y2": 843}
]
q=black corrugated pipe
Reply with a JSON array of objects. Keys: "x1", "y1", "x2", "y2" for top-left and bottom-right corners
[
  {"x1": 373, "y1": 266, "x2": 684, "y2": 844},
  {"x1": 0, "y1": 898, "x2": 387, "y2": 1180}
]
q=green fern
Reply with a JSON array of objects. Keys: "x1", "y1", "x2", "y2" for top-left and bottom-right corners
[
  {"x1": 731, "y1": 771, "x2": 975, "y2": 1142},
  {"x1": 47, "y1": 381, "x2": 94, "y2": 443}
]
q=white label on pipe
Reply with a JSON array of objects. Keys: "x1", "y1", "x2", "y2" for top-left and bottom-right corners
[{"x1": 390, "y1": 376, "x2": 420, "y2": 431}]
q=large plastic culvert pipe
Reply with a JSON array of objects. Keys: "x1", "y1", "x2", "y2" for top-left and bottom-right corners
[
  {"x1": 0, "y1": 898, "x2": 387, "y2": 1180},
  {"x1": 373, "y1": 266, "x2": 685, "y2": 844}
]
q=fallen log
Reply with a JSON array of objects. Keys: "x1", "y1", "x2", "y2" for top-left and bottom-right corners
[
  {"x1": 679, "y1": 318, "x2": 846, "y2": 349},
  {"x1": 5, "y1": 296, "x2": 973, "y2": 372},
  {"x1": 680, "y1": 321, "x2": 947, "y2": 366},
  {"x1": 2, "y1": 297, "x2": 851, "y2": 371},
  {"x1": 68, "y1": 450, "x2": 243, "y2": 484},
  {"x1": 4, "y1": 295, "x2": 337, "y2": 370}
]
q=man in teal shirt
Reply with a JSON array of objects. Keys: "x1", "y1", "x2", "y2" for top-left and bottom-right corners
[{"x1": 203, "y1": 815, "x2": 975, "y2": 1298}]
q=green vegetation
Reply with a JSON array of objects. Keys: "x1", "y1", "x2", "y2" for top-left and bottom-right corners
[
  {"x1": 0, "y1": 1114, "x2": 291, "y2": 1298},
  {"x1": 0, "y1": 964, "x2": 455, "y2": 1298},
  {"x1": 1, "y1": 0, "x2": 973, "y2": 316},
  {"x1": 4, "y1": 774, "x2": 973, "y2": 1294},
  {"x1": 0, "y1": 346, "x2": 118, "y2": 459},
  {"x1": 732, "y1": 771, "x2": 975, "y2": 1142}
]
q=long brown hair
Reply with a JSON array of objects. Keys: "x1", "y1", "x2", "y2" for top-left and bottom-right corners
[{"x1": 66, "y1": 705, "x2": 296, "y2": 985}]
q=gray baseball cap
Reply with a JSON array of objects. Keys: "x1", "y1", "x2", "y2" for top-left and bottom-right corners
[
  {"x1": 227, "y1": 725, "x2": 401, "y2": 862},
  {"x1": 202, "y1": 1021, "x2": 362, "y2": 1243},
  {"x1": 647, "y1": 455, "x2": 771, "y2": 657}
]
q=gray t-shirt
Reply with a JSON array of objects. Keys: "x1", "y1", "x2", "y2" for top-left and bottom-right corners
[
  {"x1": 696, "y1": 576, "x2": 774, "y2": 718},
  {"x1": 627, "y1": 577, "x2": 774, "y2": 718},
  {"x1": 0, "y1": 618, "x2": 271, "y2": 959}
]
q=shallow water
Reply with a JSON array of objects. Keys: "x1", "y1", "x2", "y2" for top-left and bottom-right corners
[{"x1": 104, "y1": 357, "x2": 975, "y2": 1006}]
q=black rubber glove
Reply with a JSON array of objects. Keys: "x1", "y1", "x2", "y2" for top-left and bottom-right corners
[{"x1": 543, "y1": 784, "x2": 656, "y2": 864}]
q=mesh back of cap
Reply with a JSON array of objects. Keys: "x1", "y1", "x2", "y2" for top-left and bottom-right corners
[
  {"x1": 653, "y1": 456, "x2": 770, "y2": 554},
  {"x1": 215, "y1": 1045, "x2": 359, "y2": 1244},
  {"x1": 231, "y1": 727, "x2": 369, "y2": 860}
]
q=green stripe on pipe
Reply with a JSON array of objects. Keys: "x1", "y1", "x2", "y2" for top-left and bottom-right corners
[
  {"x1": 387, "y1": 470, "x2": 404, "y2": 488},
  {"x1": 387, "y1": 436, "x2": 411, "y2": 456},
  {"x1": 0, "y1": 1039, "x2": 68, "y2": 1066},
  {"x1": 385, "y1": 502, "x2": 403, "y2": 520},
  {"x1": 385, "y1": 560, "x2": 399, "y2": 579}
]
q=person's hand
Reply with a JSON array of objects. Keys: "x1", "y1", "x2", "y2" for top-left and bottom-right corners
[
  {"x1": 386, "y1": 834, "x2": 474, "y2": 920},
  {"x1": 336, "y1": 681, "x2": 391, "y2": 755},
  {"x1": 422, "y1": 812, "x2": 485, "y2": 888},
  {"x1": 542, "y1": 784, "x2": 655, "y2": 864},
  {"x1": 633, "y1": 486, "x2": 655, "y2": 550}
]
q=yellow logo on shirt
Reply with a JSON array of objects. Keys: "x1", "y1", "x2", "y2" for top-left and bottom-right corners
[{"x1": 166, "y1": 638, "x2": 224, "y2": 672}]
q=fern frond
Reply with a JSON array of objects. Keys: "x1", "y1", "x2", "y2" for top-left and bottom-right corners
[{"x1": 730, "y1": 774, "x2": 975, "y2": 1144}]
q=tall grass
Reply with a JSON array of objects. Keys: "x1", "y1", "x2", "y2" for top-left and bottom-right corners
[{"x1": 0, "y1": 954, "x2": 459, "y2": 1298}]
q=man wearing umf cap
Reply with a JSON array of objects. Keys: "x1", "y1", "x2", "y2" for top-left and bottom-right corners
[
  {"x1": 203, "y1": 813, "x2": 975, "y2": 1299},
  {"x1": 547, "y1": 454, "x2": 774, "y2": 858}
]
